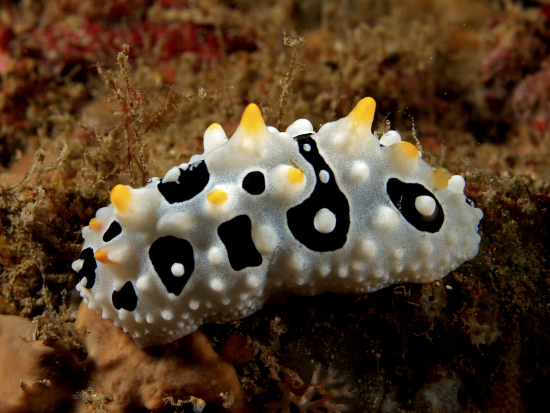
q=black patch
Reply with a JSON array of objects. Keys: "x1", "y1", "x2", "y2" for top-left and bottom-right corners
[
  {"x1": 386, "y1": 178, "x2": 444, "y2": 233},
  {"x1": 112, "y1": 281, "x2": 137, "y2": 311},
  {"x1": 242, "y1": 171, "x2": 265, "y2": 195},
  {"x1": 149, "y1": 236, "x2": 195, "y2": 295},
  {"x1": 218, "y1": 215, "x2": 262, "y2": 271},
  {"x1": 157, "y1": 161, "x2": 210, "y2": 204},
  {"x1": 78, "y1": 248, "x2": 97, "y2": 288},
  {"x1": 287, "y1": 135, "x2": 350, "y2": 251},
  {"x1": 103, "y1": 221, "x2": 122, "y2": 242}
]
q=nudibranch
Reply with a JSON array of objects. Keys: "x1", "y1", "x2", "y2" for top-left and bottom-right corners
[{"x1": 72, "y1": 97, "x2": 483, "y2": 347}]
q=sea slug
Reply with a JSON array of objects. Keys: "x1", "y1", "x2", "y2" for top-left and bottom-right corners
[{"x1": 72, "y1": 97, "x2": 483, "y2": 347}]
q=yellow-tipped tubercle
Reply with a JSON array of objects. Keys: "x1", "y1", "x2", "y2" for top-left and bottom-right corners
[
  {"x1": 94, "y1": 249, "x2": 112, "y2": 264},
  {"x1": 239, "y1": 103, "x2": 267, "y2": 135},
  {"x1": 286, "y1": 167, "x2": 305, "y2": 184},
  {"x1": 207, "y1": 189, "x2": 228, "y2": 205},
  {"x1": 89, "y1": 219, "x2": 102, "y2": 231},
  {"x1": 432, "y1": 168, "x2": 452, "y2": 189},
  {"x1": 347, "y1": 97, "x2": 376, "y2": 132},
  {"x1": 110, "y1": 184, "x2": 132, "y2": 212},
  {"x1": 393, "y1": 141, "x2": 420, "y2": 159}
]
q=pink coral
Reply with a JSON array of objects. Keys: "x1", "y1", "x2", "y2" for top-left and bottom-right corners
[{"x1": 264, "y1": 364, "x2": 353, "y2": 413}]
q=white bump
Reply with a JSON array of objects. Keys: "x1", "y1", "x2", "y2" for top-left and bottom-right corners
[
  {"x1": 246, "y1": 276, "x2": 260, "y2": 288},
  {"x1": 286, "y1": 118, "x2": 314, "y2": 138},
  {"x1": 83, "y1": 297, "x2": 89, "y2": 304},
  {"x1": 177, "y1": 321, "x2": 184, "y2": 328},
  {"x1": 251, "y1": 225, "x2": 278, "y2": 254},
  {"x1": 474, "y1": 208, "x2": 484, "y2": 220},
  {"x1": 162, "y1": 167, "x2": 180, "y2": 184},
  {"x1": 338, "y1": 266, "x2": 349, "y2": 278},
  {"x1": 71, "y1": 259, "x2": 84, "y2": 273},
  {"x1": 161, "y1": 310, "x2": 173, "y2": 321},
  {"x1": 135, "y1": 314, "x2": 144, "y2": 323},
  {"x1": 119, "y1": 309, "x2": 132, "y2": 322},
  {"x1": 171, "y1": 263, "x2": 185, "y2": 277},
  {"x1": 222, "y1": 297, "x2": 231, "y2": 305},
  {"x1": 267, "y1": 126, "x2": 279, "y2": 133},
  {"x1": 303, "y1": 143, "x2": 311, "y2": 152},
  {"x1": 317, "y1": 265, "x2": 331, "y2": 278},
  {"x1": 380, "y1": 130, "x2": 402, "y2": 146},
  {"x1": 448, "y1": 175, "x2": 466, "y2": 193},
  {"x1": 146, "y1": 314, "x2": 155, "y2": 323},
  {"x1": 391, "y1": 249, "x2": 404, "y2": 261},
  {"x1": 376, "y1": 206, "x2": 399, "y2": 231},
  {"x1": 189, "y1": 300, "x2": 200, "y2": 310},
  {"x1": 210, "y1": 279, "x2": 224, "y2": 292},
  {"x1": 314, "y1": 208, "x2": 337, "y2": 233},
  {"x1": 459, "y1": 210, "x2": 473, "y2": 225},
  {"x1": 208, "y1": 247, "x2": 224, "y2": 266},
  {"x1": 319, "y1": 170, "x2": 330, "y2": 183},
  {"x1": 136, "y1": 276, "x2": 150, "y2": 292},
  {"x1": 417, "y1": 243, "x2": 434, "y2": 258},
  {"x1": 353, "y1": 239, "x2": 376, "y2": 261},
  {"x1": 415, "y1": 195, "x2": 437, "y2": 217},
  {"x1": 349, "y1": 161, "x2": 370, "y2": 183}
]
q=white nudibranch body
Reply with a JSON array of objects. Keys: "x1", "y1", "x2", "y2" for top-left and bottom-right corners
[{"x1": 72, "y1": 97, "x2": 483, "y2": 347}]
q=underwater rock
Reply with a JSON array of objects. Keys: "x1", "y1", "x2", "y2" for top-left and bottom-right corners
[
  {"x1": 0, "y1": 315, "x2": 82, "y2": 413},
  {"x1": 0, "y1": 305, "x2": 249, "y2": 413}
]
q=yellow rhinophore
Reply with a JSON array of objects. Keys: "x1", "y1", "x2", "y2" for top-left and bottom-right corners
[
  {"x1": 286, "y1": 167, "x2": 304, "y2": 184},
  {"x1": 110, "y1": 184, "x2": 132, "y2": 212},
  {"x1": 94, "y1": 249, "x2": 112, "y2": 264},
  {"x1": 432, "y1": 168, "x2": 452, "y2": 189},
  {"x1": 207, "y1": 189, "x2": 228, "y2": 205},
  {"x1": 89, "y1": 219, "x2": 102, "y2": 231},
  {"x1": 346, "y1": 97, "x2": 376, "y2": 133}
]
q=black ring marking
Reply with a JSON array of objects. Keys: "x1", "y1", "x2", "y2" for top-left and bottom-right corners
[
  {"x1": 149, "y1": 236, "x2": 195, "y2": 296},
  {"x1": 287, "y1": 135, "x2": 350, "y2": 251},
  {"x1": 386, "y1": 178, "x2": 444, "y2": 233},
  {"x1": 112, "y1": 281, "x2": 137, "y2": 311},
  {"x1": 157, "y1": 161, "x2": 210, "y2": 204},
  {"x1": 218, "y1": 215, "x2": 263, "y2": 271},
  {"x1": 242, "y1": 171, "x2": 265, "y2": 195},
  {"x1": 78, "y1": 248, "x2": 97, "y2": 289},
  {"x1": 103, "y1": 221, "x2": 122, "y2": 242}
]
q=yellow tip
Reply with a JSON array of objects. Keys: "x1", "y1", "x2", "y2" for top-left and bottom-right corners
[
  {"x1": 207, "y1": 123, "x2": 221, "y2": 132},
  {"x1": 240, "y1": 104, "x2": 266, "y2": 134},
  {"x1": 94, "y1": 249, "x2": 111, "y2": 264},
  {"x1": 347, "y1": 97, "x2": 376, "y2": 131},
  {"x1": 207, "y1": 189, "x2": 228, "y2": 205},
  {"x1": 286, "y1": 167, "x2": 304, "y2": 184},
  {"x1": 89, "y1": 219, "x2": 102, "y2": 231},
  {"x1": 393, "y1": 141, "x2": 420, "y2": 159},
  {"x1": 110, "y1": 185, "x2": 131, "y2": 212},
  {"x1": 432, "y1": 168, "x2": 452, "y2": 189}
]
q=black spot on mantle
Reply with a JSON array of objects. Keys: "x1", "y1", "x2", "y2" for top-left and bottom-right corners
[
  {"x1": 386, "y1": 178, "x2": 444, "y2": 233},
  {"x1": 218, "y1": 215, "x2": 262, "y2": 271},
  {"x1": 242, "y1": 171, "x2": 265, "y2": 195},
  {"x1": 286, "y1": 135, "x2": 350, "y2": 252},
  {"x1": 112, "y1": 281, "x2": 138, "y2": 311},
  {"x1": 149, "y1": 236, "x2": 195, "y2": 296},
  {"x1": 157, "y1": 161, "x2": 210, "y2": 204},
  {"x1": 77, "y1": 247, "x2": 97, "y2": 289},
  {"x1": 103, "y1": 221, "x2": 122, "y2": 242}
]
